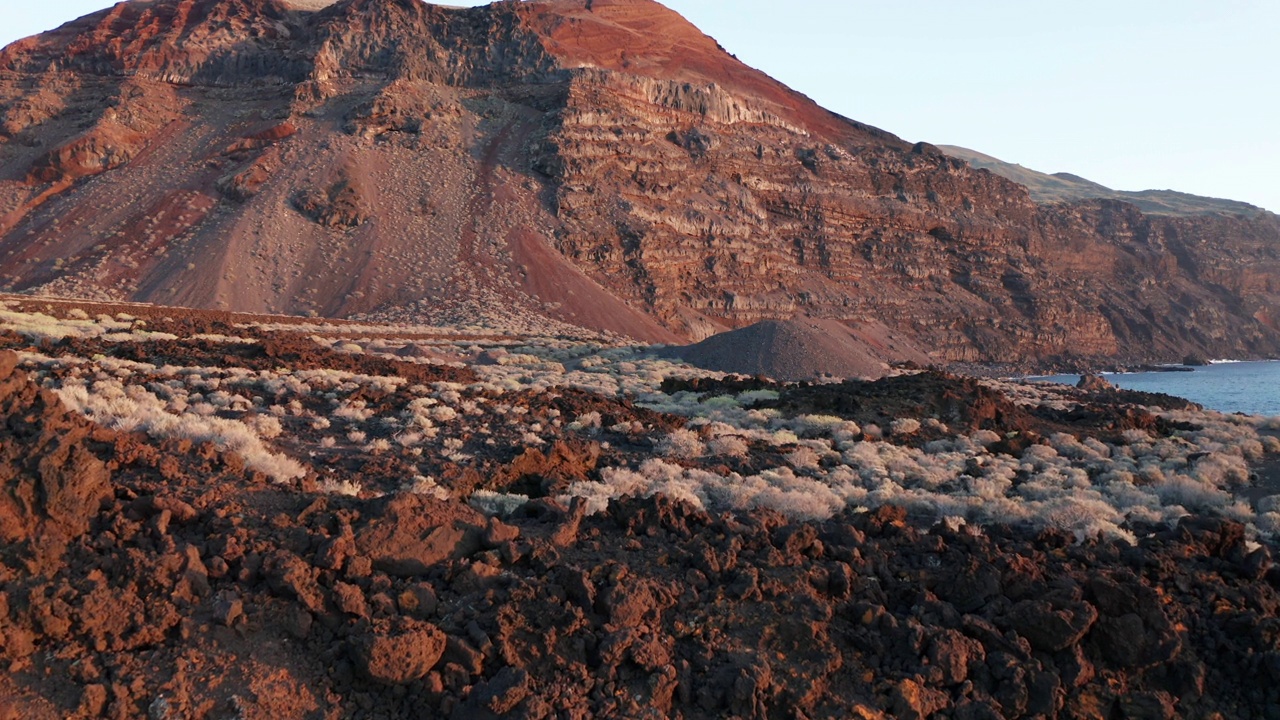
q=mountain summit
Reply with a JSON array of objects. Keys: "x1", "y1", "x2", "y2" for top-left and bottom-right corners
[{"x1": 1, "y1": 0, "x2": 1277, "y2": 363}]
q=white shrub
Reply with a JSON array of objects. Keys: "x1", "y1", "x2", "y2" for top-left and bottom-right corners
[
  {"x1": 792, "y1": 414, "x2": 844, "y2": 434},
  {"x1": 395, "y1": 431, "x2": 423, "y2": 447},
  {"x1": 785, "y1": 446, "x2": 822, "y2": 471},
  {"x1": 1258, "y1": 495, "x2": 1280, "y2": 514},
  {"x1": 318, "y1": 477, "x2": 362, "y2": 496},
  {"x1": 568, "y1": 411, "x2": 602, "y2": 431},
  {"x1": 55, "y1": 380, "x2": 305, "y2": 482},
  {"x1": 1192, "y1": 453, "x2": 1251, "y2": 486},
  {"x1": 1122, "y1": 429, "x2": 1153, "y2": 444},
  {"x1": 333, "y1": 401, "x2": 374, "y2": 423},
  {"x1": 891, "y1": 418, "x2": 922, "y2": 437},
  {"x1": 1155, "y1": 474, "x2": 1230, "y2": 512},
  {"x1": 658, "y1": 429, "x2": 705, "y2": 459},
  {"x1": 769, "y1": 429, "x2": 800, "y2": 446},
  {"x1": 1022, "y1": 444, "x2": 1059, "y2": 463},
  {"x1": 707, "y1": 435, "x2": 749, "y2": 458},
  {"x1": 430, "y1": 405, "x2": 458, "y2": 422},
  {"x1": 1257, "y1": 512, "x2": 1280, "y2": 537},
  {"x1": 247, "y1": 415, "x2": 283, "y2": 439},
  {"x1": 970, "y1": 429, "x2": 1002, "y2": 447},
  {"x1": 470, "y1": 490, "x2": 530, "y2": 517},
  {"x1": 737, "y1": 389, "x2": 780, "y2": 405},
  {"x1": 405, "y1": 475, "x2": 451, "y2": 500},
  {"x1": 831, "y1": 421, "x2": 863, "y2": 443}
]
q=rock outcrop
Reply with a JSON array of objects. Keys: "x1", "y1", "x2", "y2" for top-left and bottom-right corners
[{"x1": 0, "y1": 0, "x2": 1276, "y2": 364}]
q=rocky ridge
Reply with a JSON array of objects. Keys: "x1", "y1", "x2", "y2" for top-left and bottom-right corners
[
  {"x1": 0, "y1": 0, "x2": 1276, "y2": 365},
  {"x1": 938, "y1": 145, "x2": 1265, "y2": 218}
]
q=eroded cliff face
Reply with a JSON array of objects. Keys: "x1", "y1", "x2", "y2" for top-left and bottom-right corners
[{"x1": 0, "y1": 0, "x2": 1276, "y2": 363}]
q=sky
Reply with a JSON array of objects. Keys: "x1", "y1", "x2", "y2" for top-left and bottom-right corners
[{"x1": 4, "y1": 1, "x2": 1277, "y2": 212}]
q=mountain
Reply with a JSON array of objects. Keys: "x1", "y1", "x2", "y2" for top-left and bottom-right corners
[
  {"x1": 1, "y1": 0, "x2": 1278, "y2": 365},
  {"x1": 939, "y1": 145, "x2": 1264, "y2": 217}
]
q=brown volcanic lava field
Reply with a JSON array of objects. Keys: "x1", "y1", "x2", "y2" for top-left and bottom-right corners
[{"x1": 0, "y1": 300, "x2": 1279, "y2": 718}]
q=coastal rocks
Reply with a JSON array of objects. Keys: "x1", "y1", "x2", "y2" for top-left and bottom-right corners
[{"x1": 1077, "y1": 373, "x2": 1113, "y2": 392}]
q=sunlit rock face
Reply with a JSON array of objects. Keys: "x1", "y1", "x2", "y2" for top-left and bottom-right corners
[{"x1": 1, "y1": 0, "x2": 1277, "y2": 363}]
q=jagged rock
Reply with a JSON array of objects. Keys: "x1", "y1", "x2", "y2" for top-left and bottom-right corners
[
  {"x1": 455, "y1": 667, "x2": 530, "y2": 718},
  {"x1": 350, "y1": 618, "x2": 447, "y2": 685},
  {"x1": 1007, "y1": 593, "x2": 1098, "y2": 652},
  {"x1": 262, "y1": 551, "x2": 326, "y2": 613},
  {"x1": 928, "y1": 629, "x2": 985, "y2": 685},
  {"x1": 211, "y1": 592, "x2": 244, "y2": 627},
  {"x1": 1092, "y1": 613, "x2": 1182, "y2": 670},
  {"x1": 1119, "y1": 691, "x2": 1177, "y2": 720},
  {"x1": 355, "y1": 494, "x2": 485, "y2": 576},
  {"x1": 0, "y1": 351, "x2": 112, "y2": 566},
  {"x1": 892, "y1": 678, "x2": 948, "y2": 720},
  {"x1": 332, "y1": 581, "x2": 368, "y2": 618}
]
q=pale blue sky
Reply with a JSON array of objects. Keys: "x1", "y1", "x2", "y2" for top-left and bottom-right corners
[{"x1": 4, "y1": 1, "x2": 1277, "y2": 211}]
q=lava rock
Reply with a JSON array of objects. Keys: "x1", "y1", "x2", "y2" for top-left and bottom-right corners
[{"x1": 350, "y1": 618, "x2": 447, "y2": 685}]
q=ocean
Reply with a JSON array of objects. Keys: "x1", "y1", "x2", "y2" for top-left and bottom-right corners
[{"x1": 1031, "y1": 361, "x2": 1280, "y2": 417}]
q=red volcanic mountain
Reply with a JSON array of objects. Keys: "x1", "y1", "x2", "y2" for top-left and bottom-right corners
[{"x1": 1, "y1": 0, "x2": 1278, "y2": 363}]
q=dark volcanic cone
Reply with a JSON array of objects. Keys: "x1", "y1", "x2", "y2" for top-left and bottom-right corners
[{"x1": 670, "y1": 316, "x2": 931, "y2": 381}]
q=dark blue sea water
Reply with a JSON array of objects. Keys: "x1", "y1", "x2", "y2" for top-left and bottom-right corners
[{"x1": 1030, "y1": 361, "x2": 1280, "y2": 417}]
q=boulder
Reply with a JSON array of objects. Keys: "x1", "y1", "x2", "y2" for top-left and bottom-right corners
[{"x1": 351, "y1": 618, "x2": 447, "y2": 685}]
